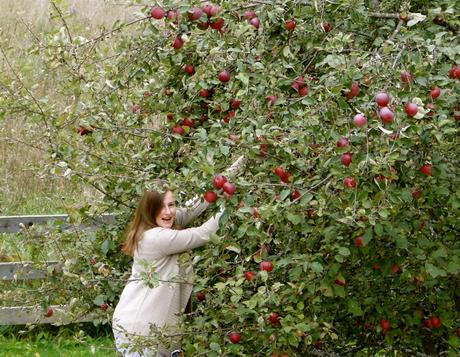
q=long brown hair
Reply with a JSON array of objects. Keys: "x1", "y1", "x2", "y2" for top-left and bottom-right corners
[{"x1": 121, "y1": 188, "x2": 168, "y2": 256}]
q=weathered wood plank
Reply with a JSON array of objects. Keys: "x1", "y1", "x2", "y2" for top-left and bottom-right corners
[
  {"x1": 0, "y1": 305, "x2": 94, "y2": 325},
  {"x1": 0, "y1": 261, "x2": 62, "y2": 280},
  {"x1": 0, "y1": 214, "x2": 116, "y2": 233}
]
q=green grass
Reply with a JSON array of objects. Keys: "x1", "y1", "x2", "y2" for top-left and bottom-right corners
[
  {"x1": 0, "y1": 326, "x2": 117, "y2": 357},
  {"x1": 0, "y1": 335, "x2": 117, "y2": 357}
]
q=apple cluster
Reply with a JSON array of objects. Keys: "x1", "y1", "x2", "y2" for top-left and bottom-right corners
[{"x1": 203, "y1": 175, "x2": 236, "y2": 203}]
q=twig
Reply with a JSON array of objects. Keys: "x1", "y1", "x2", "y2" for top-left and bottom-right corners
[
  {"x1": 0, "y1": 46, "x2": 51, "y2": 134},
  {"x1": 368, "y1": 12, "x2": 401, "y2": 19},
  {"x1": 76, "y1": 17, "x2": 149, "y2": 49},
  {"x1": 51, "y1": 1, "x2": 73, "y2": 44}
]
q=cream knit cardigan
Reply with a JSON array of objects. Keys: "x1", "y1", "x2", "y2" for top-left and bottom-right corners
[{"x1": 112, "y1": 201, "x2": 221, "y2": 355}]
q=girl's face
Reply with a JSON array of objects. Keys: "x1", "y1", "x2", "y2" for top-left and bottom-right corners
[{"x1": 155, "y1": 191, "x2": 177, "y2": 228}]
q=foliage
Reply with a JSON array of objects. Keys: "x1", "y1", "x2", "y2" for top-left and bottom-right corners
[{"x1": 1, "y1": 0, "x2": 459, "y2": 355}]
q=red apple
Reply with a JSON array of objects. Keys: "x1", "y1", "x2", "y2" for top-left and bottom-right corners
[
  {"x1": 343, "y1": 176, "x2": 357, "y2": 189},
  {"x1": 77, "y1": 125, "x2": 92, "y2": 136},
  {"x1": 224, "y1": 110, "x2": 235, "y2": 123},
  {"x1": 424, "y1": 318, "x2": 433, "y2": 329},
  {"x1": 298, "y1": 86, "x2": 309, "y2": 97},
  {"x1": 285, "y1": 20, "x2": 296, "y2": 31},
  {"x1": 380, "y1": 319, "x2": 391, "y2": 333},
  {"x1": 391, "y1": 264, "x2": 400, "y2": 274},
  {"x1": 280, "y1": 171, "x2": 292, "y2": 183},
  {"x1": 210, "y1": 17, "x2": 225, "y2": 31},
  {"x1": 183, "y1": 64, "x2": 195, "y2": 75},
  {"x1": 346, "y1": 83, "x2": 360, "y2": 99},
  {"x1": 430, "y1": 86, "x2": 441, "y2": 100},
  {"x1": 266, "y1": 95, "x2": 278, "y2": 105},
  {"x1": 181, "y1": 117, "x2": 195, "y2": 127},
  {"x1": 150, "y1": 7, "x2": 165, "y2": 19},
  {"x1": 404, "y1": 102, "x2": 418, "y2": 117},
  {"x1": 335, "y1": 278, "x2": 346, "y2": 286},
  {"x1": 337, "y1": 137, "x2": 349, "y2": 148},
  {"x1": 199, "y1": 89, "x2": 209, "y2": 97},
  {"x1": 222, "y1": 182, "x2": 236, "y2": 195},
  {"x1": 229, "y1": 332, "x2": 241, "y2": 344},
  {"x1": 188, "y1": 7, "x2": 203, "y2": 21},
  {"x1": 259, "y1": 144, "x2": 268, "y2": 157},
  {"x1": 274, "y1": 166, "x2": 285, "y2": 177},
  {"x1": 260, "y1": 261, "x2": 273, "y2": 272},
  {"x1": 172, "y1": 126, "x2": 185, "y2": 135},
  {"x1": 244, "y1": 271, "x2": 256, "y2": 281},
  {"x1": 100, "y1": 303, "x2": 109, "y2": 310},
  {"x1": 341, "y1": 153, "x2": 352, "y2": 167},
  {"x1": 321, "y1": 22, "x2": 331, "y2": 33},
  {"x1": 291, "y1": 76, "x2": 306, "y2": 91},
  {"x1": 291, "y1": 190, "x2": 301, "y2": 200},
  {"x1": 204, "y1": 191, "x2": 218, "y2": 203},
  {"x1": 356, "y1": 236, "x2": 363, "y2": 248},
  {"x1": 231, "y1": 99, "x2": 241, "y2": 109},
  {"x1": 218, "y1": 69, "x2": 231, "y2": 83},
  {"x1": 372, "y1": 263, "x2": 381, "y2": 271},
  {"x1": 375, "y1": 92, "x2": 390, "y2": 107},
  {"x1": 401, "y1": 70, "x2": 413, "y2": 83},
  {"x1": 379, "y1": 107, "x2": 395, "y2": 124},
  {"x1": 172, "y1": 36, "x2": 184, "y2": 50},
  {"x1": 420, "y1": 164, "x2": 433, "y2": 176},
  {"x1": 449, "y1": 64, "x2": 460, "y2": 79},
  {"x1": 203, "y1": 5, "x2": 219, "y2": 17},
  {"x1": 412, "y1": 190, "x2": 422, "y2": 199},
  {"x1": 213, "y1": 175, "x2": 227, "y2": 189},
  {"x1": 269, "y1": 312, "x2": 281, "y2": 325},
  {"x1": 243, "y1": 10, "x2": 256, "y2": 20},
  {"x1": 249, "y1": 17, "x2": 260, "y2": 28},
  {"x1": 431, "y1": 316, "x2": 441, "y2": 328},
  {"x1": 197, "y1": 292, "x2": 206, "y2": 301},
  {"x1": 353, "y1": 114, "x2": 367, "y2": 127},
  {"x1": 167, "y1": 10, "x2": 179, "y2": 21},
  {"x1": 45, "y1": 307, "x2": 53, "y2": 318},
  {"x1": 456, "y1": 327, "x2": 460, "y2": 337}
]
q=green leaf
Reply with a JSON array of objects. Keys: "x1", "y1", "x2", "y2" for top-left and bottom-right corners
[
  {"x1": 347, "y1": 299, "x2": 363, "y2": 316},
  {"x1": 311, "y1": 262, "x2": 324, "y2": 273},
  {"x1": 363, "y1": 227, "x2": 373, "y2": 245},
  {"x1": 93, "y1": 295, "x2": 105, "y2": 306},
  {"x1": 286, "y1": 213, "x2": 302, "y2": 225},
  {"x1": 374, "y1": 223, "x2": 383, "y2": 237},
  {"x1": 210, "y1": 342, "x2": 221, "y2": 352},
  {"x1": 338, "y1": 247, "x2": 350, "y2": 256},
  {"x1": 425, "y1": 262, "x2": 447, "y2": 278},
  {"x1": 236, "y1": 72, "x2": 249, "y2": 86},
  {"x1": 395, "y1": 237, "x2": 408, "y2": 249},
  {"x1": 101, "y1": 239, "x2": 110, "y2": 255}
]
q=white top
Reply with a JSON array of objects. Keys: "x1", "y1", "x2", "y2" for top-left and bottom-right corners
[{"x1": 112, "y1": 201, "x2": 221, "y2": 355}]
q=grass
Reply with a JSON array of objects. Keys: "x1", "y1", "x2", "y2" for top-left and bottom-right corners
[
  {"x1": 0, "y1": 325, "x2": 117, "y2": 357},
  {"x1": 0, "y1": 0, "x2": 136, "y2": 216},
  {"x1": 0, "y1": 335, "x2": 117, "y2": 357}
]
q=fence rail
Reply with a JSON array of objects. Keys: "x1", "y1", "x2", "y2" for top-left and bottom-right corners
[
  {"x1": 0, "y1": 213, "x2": 115, "y2": 326},
  {"x1": 0, "y1": 213, "x2": 116, "y2": 233}
]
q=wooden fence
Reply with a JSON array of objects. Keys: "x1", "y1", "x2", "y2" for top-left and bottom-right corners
[{"x1": 0, "y1": 213, "x2": 116, "y2": 325}]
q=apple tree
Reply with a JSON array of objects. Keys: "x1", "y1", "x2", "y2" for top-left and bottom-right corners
[{"x1": 1, "y1": 0, "x2": 459, "y2": 355}]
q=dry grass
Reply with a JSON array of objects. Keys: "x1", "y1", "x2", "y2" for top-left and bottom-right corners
[{"x1": 0, "y1": 0, "x2": 138, "y2": 215}]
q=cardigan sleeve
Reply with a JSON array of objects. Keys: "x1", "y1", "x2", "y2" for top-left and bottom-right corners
[
  {"x1": 143, "y1": 212, "x2": 222, "y2": 256},
  {"x1": 175, "y1": 197, "x2": 210, "y2": 228}
]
